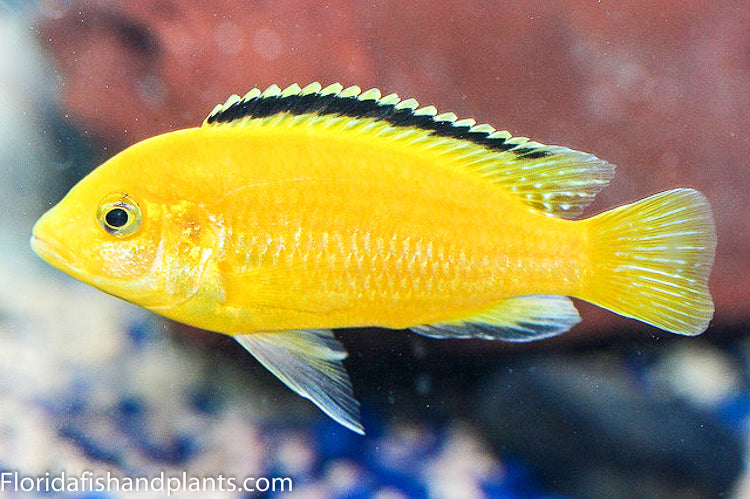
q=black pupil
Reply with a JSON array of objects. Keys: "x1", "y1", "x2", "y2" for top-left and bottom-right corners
[{"x1": 105, "y1": 207, "x2": 129, "y2": 228}]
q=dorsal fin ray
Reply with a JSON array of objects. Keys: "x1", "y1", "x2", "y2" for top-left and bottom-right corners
[{"x1": 203, "y1": 82, "x2": 615, "y2": 218}]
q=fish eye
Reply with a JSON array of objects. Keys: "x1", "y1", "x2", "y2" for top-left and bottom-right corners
[
  {"x1": 105, "y1": 207, "x2": 129, "y2": 228},
  {"x1": 97, "y1": 193, "x2": 142, "y2": 237}
]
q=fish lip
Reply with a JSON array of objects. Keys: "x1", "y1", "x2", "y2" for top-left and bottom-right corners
[{"x1": 30, "y1": 233, "x2": 80, "y2": 274}]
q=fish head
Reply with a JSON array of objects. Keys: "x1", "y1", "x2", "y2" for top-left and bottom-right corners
[{"x1": 31, "y1": 137, "x2": 223, "y2": 311}]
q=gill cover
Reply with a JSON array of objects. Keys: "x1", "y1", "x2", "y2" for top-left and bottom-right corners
[{"x1": 144, "y1": 200, "x2": 224, "y2": 311}]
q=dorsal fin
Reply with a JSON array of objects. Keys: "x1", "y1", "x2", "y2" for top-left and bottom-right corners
[{"x1": 203, "y1": 82, "x2": 615, "y2": 218}]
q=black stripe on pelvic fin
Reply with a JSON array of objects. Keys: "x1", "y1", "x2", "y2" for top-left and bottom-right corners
[{"x1": 206, "y1": 87, "x2": 553, "y2": 157}]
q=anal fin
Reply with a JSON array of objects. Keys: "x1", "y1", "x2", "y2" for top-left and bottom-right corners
[
  {"x1": 235, "y1": 330, "x2": 363, "y2": 434},
  {"x1": 411, "y1": 295, "x2": 581, "y2": 342}
]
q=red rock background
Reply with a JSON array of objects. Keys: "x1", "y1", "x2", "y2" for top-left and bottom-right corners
[{"x1": 35, "y1": 0, "x2": 749, "y2": 337}]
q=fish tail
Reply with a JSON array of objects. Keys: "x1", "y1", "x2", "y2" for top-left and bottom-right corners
[{"x1": 580, "y1": 188, "x2": 716, "y2": 335}]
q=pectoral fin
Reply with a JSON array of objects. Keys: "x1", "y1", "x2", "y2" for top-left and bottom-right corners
[
  {"x1": 411, "y1": 295, "x2": 581, "y2": 342},
  {"x1": 235, "y1": 330, "x2": 363, "y2": 434}
]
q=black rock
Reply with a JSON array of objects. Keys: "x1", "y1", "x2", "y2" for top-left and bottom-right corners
[{"x1": 472, "y1": 354, "x2": 744, "y2": 499}]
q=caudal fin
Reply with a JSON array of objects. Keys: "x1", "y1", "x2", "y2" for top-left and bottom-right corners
[{"x1": 581, "y1": 188, "x2": 716, "y2": 335}]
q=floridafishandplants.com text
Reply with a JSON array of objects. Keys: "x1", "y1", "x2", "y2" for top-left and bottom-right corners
[{"x1": 1, "y1": 471, "x2": 292, "y2": 495}]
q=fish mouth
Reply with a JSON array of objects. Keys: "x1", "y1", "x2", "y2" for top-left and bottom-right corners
[
  {"x1": 30, "y1": 233, "x2": 81, "y2": 275},
  {"x1": 31, "y1": 232, "x2": 161, "y2": 306}
]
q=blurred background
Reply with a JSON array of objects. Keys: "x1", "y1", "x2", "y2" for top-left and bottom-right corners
[{"x1": 1, "y1": 1, "x2": 748, "y2": 497}]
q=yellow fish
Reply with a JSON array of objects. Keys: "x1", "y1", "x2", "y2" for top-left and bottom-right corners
[{"x1": 31, "y1": 82, "x2": 716, "y2": 433}]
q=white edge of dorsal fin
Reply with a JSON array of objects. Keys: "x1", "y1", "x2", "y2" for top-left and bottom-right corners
[
  {"x1": 280, "y1": 83, "x2": 302, "y2": 97},
  {"x1": 339, "y1": 85, "x2": 362, "y2": 98},
  {"x1": 320, "y1": 82, "x2": 344, "y2": 96}
]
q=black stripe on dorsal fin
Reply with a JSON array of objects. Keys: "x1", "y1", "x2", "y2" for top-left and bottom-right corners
[{"x1": 203, "y1": 82, "x2": 542, "y2": 155}]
